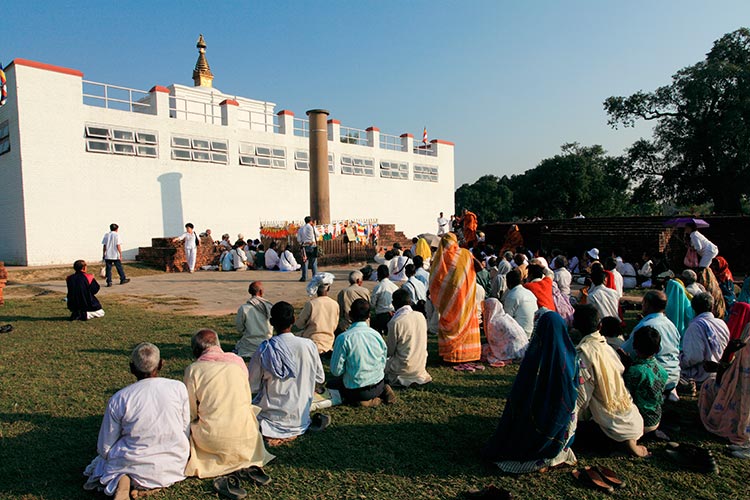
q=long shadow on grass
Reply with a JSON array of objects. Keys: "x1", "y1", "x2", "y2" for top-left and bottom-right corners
[
  {"x1": 0, "y1": 315, "x2": 70, "y2": 322},
  {"x1": 80, "y1": 342, "x2": 199, "y2": 363},
  {"x1": 273, "y1": 414, "x2": 500, "y2": 478},
  {"x1": 0, "y1": 412, "x2": 102, "y2": 499}
]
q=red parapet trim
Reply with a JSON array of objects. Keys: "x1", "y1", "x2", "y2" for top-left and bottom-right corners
[
  {"x1": 430, "y1": 139, "x2": 455, "y2": 147},
  {"x1": 400, "y1": 133, "x2": 414, "y2": 138},
  {"x1": 219, "y1": 99, "x2": 239, "y2": 106},
  {"x1": 10, "y1": 58, "x2": 84, "y2": 77},
  {"x1": 366, "y1": 126, "x2": 380, "y2": 132},
  {"x1": 327, "y1": 119, "x2": 341, "y2": 125},
  {"x1": 277, "y1": 109, "x2": 294, "y2": 116},
  {"x1": 149, "y1": 85, "x2": 170, "y2": 94}
]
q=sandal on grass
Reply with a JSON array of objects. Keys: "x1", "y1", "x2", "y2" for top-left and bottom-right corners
[
  {"x1": 235, "y1": 465, "x2": 272, "y2": 486},
  {"x1": 665, "y1": 443, "x2": 719, "y2": 474},
  {"x1": 571, "y1": 468, "x2": 613, "y2": 494},
  {"x1": 213, "y1": 475, "x2": 247, "y2": 500},
  {"x1": 453, "y1": 363, "x2": 476, "y2": 372},
  {"x1": 592, "y1": 465, "x2": 625, "y2": 488}
]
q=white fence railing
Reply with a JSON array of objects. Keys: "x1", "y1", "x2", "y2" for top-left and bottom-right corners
[
  {"x1": 169, "y1": 96, "x2": 221, "y2": 124},
  {"x1": 339, "y1": 126, "x2": 369, "y2": 146},
  {"x1": 379, "y1": 132, "x2": 404, "y2": 152},
  {"x1": 82, "y1": 80, "x2": 151, "y2": 113},
  {"x1": 236, "y1": 109, "x2": 280, "y2": 133},
  {"x1": 293, "y1": 117, "x2": 310, "y2": 137},
  {"x1": 413, "y1": 143, "x2": 436, "y2": 156}
]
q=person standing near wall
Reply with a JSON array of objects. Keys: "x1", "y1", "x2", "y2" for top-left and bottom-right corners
[
  {"x1": 297, "y1": 216, "x2": 319, "y2": 282},
  {"x1": 102, "y1": 223, "x2": 130, "y2": 287},
  {"x1": 175, "y1": 223, "x2": 199, "y2": 273}
]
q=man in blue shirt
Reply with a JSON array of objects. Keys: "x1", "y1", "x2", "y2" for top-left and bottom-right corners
[
  {"x1": 621, "y1": 290, "x2": 681, "y2": 397},
  {"x1": 329, "y1": 298, "x2": 396, "y2": 407}
]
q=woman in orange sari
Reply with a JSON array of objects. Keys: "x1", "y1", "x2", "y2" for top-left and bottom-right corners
[
  {"x1": 500, "y1": 224, "x2": 524, "y2": 254},
  {"x1": 429, "y1": 233, "x2": 482, "y2": 365},
  {"x1": 461, "y1": 209, "x2": 478, "y2": 248}
]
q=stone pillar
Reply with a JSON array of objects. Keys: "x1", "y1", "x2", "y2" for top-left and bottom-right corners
[
  {"x1": 306, "y1": 109, "x2": 331, "y2": 224},
  {"x1": 219, "y1": 99, "x2": 238, "y2": 127},
  {"x1": 277, "y1": 110, "x2": 295, "y2": 135},
  {"x1": 366, "y1": 126, "x2": 380, "y2": 148},
  {"x1": 400, "y1": 133, "x2": 414, "y2": 153},
  {"x1": 148, "y1": 86, "x2": 171, "y2": 117}
]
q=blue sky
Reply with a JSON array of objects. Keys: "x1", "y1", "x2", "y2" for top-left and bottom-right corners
[{"x1": 4, "y1": 1, "x2": 748, "y2": 186}]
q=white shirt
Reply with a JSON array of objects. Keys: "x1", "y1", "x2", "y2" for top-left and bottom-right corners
[
  {"x1": 502, "y1": 285, "x2": 538, "y2": 336},
  {"x1": 414, "y1": 267, "x2": 430, "y2": 287},
  {"x1": 177, "y1": 231, "x2": 197, "y2": 250},
  {"x1": 403, "y1": 276, "x2": 427, "y2": 303},
  {"x1": 232, "y1": 248, "x2": 247, "y2": 269},
  {"x1": 437, "y1": 217, "x2": 449, "y2": 235},
  {"x1": 102, "y1": 231, "x2": 122, "y2": 260},
  {"x1": 371, "y1": 278, "x2": 399, "y2": 314},
  {"x1": 587, "y1": 284, "x2": 620, "y2": 319},
  {"x1": 553, "y1": 267, "x2": 572, "y2": 297},
  {"x1": 297, "y1": 223, "x2": 318, "y2": 245},
  {"x1": 690, "y1": 231, "x2": 719, "y2": 264},
  {"x1": 389, "y1": 256, "x2": 412, "y2": 282},
  {"x1": 84, "y1": 378, "x2": 190, "y2": 494},
  {"x1": 265, "y1": 248, "x2": 280, "y2": 269},
  {"x1": 610, "y1": 269, "x2": 623, "y2": 298},
  {"x1": 249, "y1": 333, "x2": 325, "y2": 439}
]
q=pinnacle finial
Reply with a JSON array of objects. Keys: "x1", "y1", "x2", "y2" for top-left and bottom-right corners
[{"x1": 193, "y1": 34, "x2": 214, "y2": 88}]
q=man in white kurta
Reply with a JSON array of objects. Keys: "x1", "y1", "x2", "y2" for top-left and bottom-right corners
[
  {"x1": 184, "y1": 330, "x2": 274, "y2": 479},
  {"x1": 249, "y1": 301, "x2": 325, "y2": 443},
  {"x1": 587, "y1": 270, "x2": 620, "y2": 320},
  {"x1": 502, "y1": 270, "x2": 538, "y2": 337},
  {"x1": 385, "y1": 289, "x2": 432, "y2": 387},
  {"x1": 686, "y1": 224, "x2": 719, "y2": 269},
  {"x1": 264, "y1": 242, "x2": 280, "y2": 270},
  {"x1": 174, "y1": 223, "x2": 198, "y2": 273},
  {"x1": 679, "y1": 292, "x2": 729, "y2": 384},
  {"x1": 234, "y1": 281, "x2": 273, "y2": 360},
  {"x1": 84, "y1": 343, "x2": 190, "y2": 499}
]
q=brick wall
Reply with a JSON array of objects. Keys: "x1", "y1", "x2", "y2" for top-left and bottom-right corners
[
  {"x1": 484, "y1": 216, "x2": 750, "y2": 274},
  {"x1": 136, "y1": 236, "x2": 221, "y2": 272}
]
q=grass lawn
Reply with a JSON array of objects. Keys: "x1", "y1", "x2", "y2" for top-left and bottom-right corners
[
  {"x1": 0, "y1": 293, "x2": 746, "y2": 500},
  {"x1": 5, "y1": 263, "x2": 164, "y2": 285}
]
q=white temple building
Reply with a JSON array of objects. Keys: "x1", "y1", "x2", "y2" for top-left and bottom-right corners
[{"x1": 0, "y1": 36, "x2": 454, "y2": 265}]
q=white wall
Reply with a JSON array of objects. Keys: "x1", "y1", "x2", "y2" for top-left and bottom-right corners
[{"x1": 2, "y1": 60, "x2": 454, "y2": 265}]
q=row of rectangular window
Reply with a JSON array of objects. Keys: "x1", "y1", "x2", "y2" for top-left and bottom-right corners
[
  {"x1": 0, "y1": 121, "x2": 9, "y2": 156},
  {"x1": 83, "y1": 127, "x2": 439, "y2": 181}
]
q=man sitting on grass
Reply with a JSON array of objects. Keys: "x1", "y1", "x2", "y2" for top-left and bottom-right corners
[
  {"x1": 184, "y1": 329, "x2": 274, "y2": 479},
  {"x1": 66, "y1": 259, "x2": 105, "y2": 321},
  {"x1": 84, "y1": 343, "x2": 190, "y2": 500},
  {"x1": 234, "y1": 281, "x2": 273, "y2": 361},
  {"x1": 329, "y1": 299, "x2": 397, "y2": 407},
  {"x1": 249, "y1": 301, "x2": 326, "y2": 447},
  {"x1": 385, "y1": 289, "x2": 432, "y2": 387}
]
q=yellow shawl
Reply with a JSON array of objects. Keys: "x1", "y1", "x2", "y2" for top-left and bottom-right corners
[{"x1": 577, "y1": 332, "x2": 632, "y2": 414}]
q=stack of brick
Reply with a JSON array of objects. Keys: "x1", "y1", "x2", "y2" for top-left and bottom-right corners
[
  {"x1": 136, "y1": 236, "x2": 221, "y2": 272},
  {"x1": 377, "y1": 224, "x2": 413, "y2": 251},
  {"x1": 0, "y1": 261, "x2": 6, "y2": 306}
]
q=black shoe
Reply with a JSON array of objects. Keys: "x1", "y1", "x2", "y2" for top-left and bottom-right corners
[
  {"x1": 120, "y1": 278, "x2": 131, "y2": 285},
  {"x1": 298, "y1": 277, "x2": 306, "y2": 282},
  {"x1": 309, "y1": 412, "x2": 331, "y2": 432},
  {"x1": 0, "y1": 324, "x2": 13, "y2": 334},
  {"x1": 106, "y1": 283, "x2": 112, "y2": 287}
]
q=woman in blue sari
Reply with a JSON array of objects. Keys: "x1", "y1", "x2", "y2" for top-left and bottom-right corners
[{"x1": 481, "y1": 311, "x2": 581, "y2": 473}]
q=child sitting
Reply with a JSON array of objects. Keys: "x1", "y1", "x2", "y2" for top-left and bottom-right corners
[
  {"x1": 624, "y1": 326, "x2": 669, "y2": 435},
  {"x1": 600, "y1": 316, "x2": 625, "y2": 349}
]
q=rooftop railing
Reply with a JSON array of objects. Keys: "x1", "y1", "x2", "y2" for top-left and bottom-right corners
[
  {"x1": 82, "y1": 80, "x2": 151, "y2": 113},
  {"x1": 293, "y1": 117, "x2": 310, "y2": 138},
  {"x1": 168, "y1": 95, "x2": 221, "y2": 125},
  {"x1": 339, "y1": 126, "x2": 369, "y2": 146},
  {"x1": 237, "y1": 109, "x2": 280, "y2": 133},
  {"x1": 379, "y1": 132, "x2": 405, "y2": 152}
]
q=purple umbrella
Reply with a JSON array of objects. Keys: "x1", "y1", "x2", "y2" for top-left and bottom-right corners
[{"x1": 664, "y1": 217, "x2": 710, "y2": 228}]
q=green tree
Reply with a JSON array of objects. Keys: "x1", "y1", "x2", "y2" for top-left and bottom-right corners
[
  {"x1": 513, "y1": 143, "x2": 630, "y2": 219},
  {"x1": 454, "y1": 175, "x2": 514, "y2": 224},
  {"x1": 604, "y1": 28, "x2": 750, "y2": 213}
]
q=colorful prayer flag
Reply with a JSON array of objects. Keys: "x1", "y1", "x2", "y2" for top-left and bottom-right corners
[
  {"x1": 422, "y1": 126, "x2": 428, "y2": 145},
  {"x1": 0, "y1": 62, "x2": 7, "y2": 107}
]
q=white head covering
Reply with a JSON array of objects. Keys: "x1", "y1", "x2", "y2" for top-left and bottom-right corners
[
  {"x1": 587, "y1": 248, "x2": 599, "y2": 260},
  {"x1": 306, "y1": 272, "x2": 335, "y2": 296}
]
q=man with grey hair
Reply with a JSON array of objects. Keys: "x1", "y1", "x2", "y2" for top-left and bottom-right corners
[
  {"x1": 234, "y1": 281, "x2": 273, "y2": 360},
  {"x1": 682, "y1": 269, "x2": 706, "y2": 298},
  {"x1": 490, "y1": 251, "x2": 513, "y2": 299},
  {"x1": 184, "y1": 329, "x2": 273, "y2": 479},
  {"x1": 295, "y1": 282, "x2": 340, "y2": 354},
  {"x1": 680, "y1": 292, "x2": 730, "y2": 385},
  {"x1": 337, "y1": 270, "x2": 371, "y2": 332},
  {"x1": 84, "y1": 343, "x2": 190, "y2": 499}
]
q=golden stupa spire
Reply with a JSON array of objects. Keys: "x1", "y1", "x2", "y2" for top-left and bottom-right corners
[{"x1": 192, "y1": 34, "x2": 214, "y2": 88}]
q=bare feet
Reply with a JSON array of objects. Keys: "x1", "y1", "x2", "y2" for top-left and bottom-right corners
[
  {"x1": 624, "y1": 439, "x2": 649, "y2": 457},
  {"x1": 113, "y1": 475, "x2": 131, "y2": 500},
  {"x1": 131, "y1": 488, "x2": 162, "y2": 499}
]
